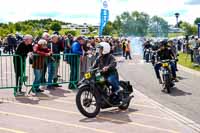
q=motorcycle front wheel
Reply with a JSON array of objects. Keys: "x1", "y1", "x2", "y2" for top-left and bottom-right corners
[
  {"x1": 76, "y1": 85, "x2": 101, "y2": 118},
  {"x1": 163, "y1": 74, "x2": 171, "y2": 93}
]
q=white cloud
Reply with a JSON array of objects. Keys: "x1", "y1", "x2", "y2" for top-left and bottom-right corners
[{"x1": 0, "y1": 0, "x2": 199, "y2": 25}]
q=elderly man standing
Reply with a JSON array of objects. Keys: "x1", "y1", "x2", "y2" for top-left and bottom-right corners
[{"x1": 13, "y1": 34, "x2": 33, "y2": 96}]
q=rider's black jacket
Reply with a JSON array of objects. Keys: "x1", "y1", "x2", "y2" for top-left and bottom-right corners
[
  {"x1": 93, "y1": 53, "x2": 118, "y2": 77},
  {"x1": 144, "y1": 43, "x2": 152, "y2": 49},
  {"x1": 157, "y1": 48, "x2": 174, "y2": 61}
]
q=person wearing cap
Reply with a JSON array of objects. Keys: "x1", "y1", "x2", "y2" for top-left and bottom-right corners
[
  {"x1": 32, "y1": 39, "x2": 51, "y2": 93},
  {"x1": 46, "y1": 34, "x2": 64, "y2": 89},
  {"x1": 154, "y1": 40, "x2": 178, "y2": 84},
  {"x1": 68, "y1": 36, "x2": 85, "y2": 89},
  {"x1": 13, "y1": 34, "x2": 33, "y2": 96}
]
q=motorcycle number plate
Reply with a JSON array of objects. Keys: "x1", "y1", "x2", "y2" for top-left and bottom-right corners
[
  {"x1": 162, "y1": 63, "x2": 169, "y2": 67},
  {"x1": 84, "y1": 72, "x2": 91, "y2": 79}
]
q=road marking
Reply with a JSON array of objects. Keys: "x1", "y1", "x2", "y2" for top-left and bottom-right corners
[
  {"x1": 129, "y1": 112, "x2": 175, "y2": 121},
  {"x1": 54, "y1": 99, "x2": 157, "y2": 109},
  {"x1": 0, "y1": 127, "x2": 27, "y2": 133},
  {"x1": 119, "y1": 74, "x2": 200, "y2": 132},
  {"x1": 1, "y1": 100, "x2": 180, "y2": 133},
  {"x1": 1, "y1": 97, "x2": 157, "y2": 109},
  {"x1": 97, "y1": 116, "x2": 179, "y2": 133},
  {"x1": 134, "y1": 88, "x2": 200, "y2": 133},
  {"x1": 0, "y1": 111, "x2": 113, "y2": 133},
  {"x1": 55, "y1": 100, "x2": 175, "y2": 121},
  {"x1": 54, "y1": 99, "x2": 174, "y2": 121}
]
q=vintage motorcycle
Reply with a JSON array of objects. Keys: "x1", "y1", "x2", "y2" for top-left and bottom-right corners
[
  {"x1": 160, "y1": 59, "x2": 176, "y2": 93},
  {"x1": 76, "y1": 68, "x2": 134, "y2": 118}
]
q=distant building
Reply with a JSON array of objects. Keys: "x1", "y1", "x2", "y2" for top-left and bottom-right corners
[
  {"x1": 168, "y1": 26, "x2": 184, "y2": 33},
  {"x1": 61, "y1": 23, "x2": 99, "y2": 35}
]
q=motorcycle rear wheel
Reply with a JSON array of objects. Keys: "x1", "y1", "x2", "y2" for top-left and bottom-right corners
[{"x1": 118, "y1": 81, "x2": 131, "y2": 110}]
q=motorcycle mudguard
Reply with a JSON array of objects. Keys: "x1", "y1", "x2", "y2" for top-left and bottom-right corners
[
  {"x1": 77, "y1": 83, "x2": 89, "y2": 90},
  {"x1": 119, "y1": 81, "x2": 133, "y2": 93},
  {"x1": 78, "y1": 82, "x2": 101, "y2": 96}
]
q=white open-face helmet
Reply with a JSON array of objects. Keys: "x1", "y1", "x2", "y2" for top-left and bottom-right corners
[{"x1": 99, "y1": 42, "x2": 111, "y2": 55}]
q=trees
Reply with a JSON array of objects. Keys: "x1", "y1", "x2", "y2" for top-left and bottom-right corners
[
  {"x1": 102, "y1": 21, "x2": 114, "y2": 35},
  {"x1": 15, "y1": 23, "x2": 22, "y2": 31},
  {"x1": 50, "y1": 22, "x2": 61, "y2": 32},
  {"x1": 107, "y1": 11, "x2": 168, "y2": 37},
  {"x1": 131, "y1": 11, "x2": 150, "y2": 36},
  {"x1": 65, "y1": 30, "x2": 77, "y2": 36},
  {"x1": 113, "y1": 16, "x2": 122, "y2": 35},
  {"x1": 88, "y1": 26, "x2": 95, "y2": 33},
  {"x1": 194, "y1": 18, "x2": 200, "y2": 25},
  {"x1": 180, "y1": 22, "x2": 197, "y2": 35},
  {"x1": 107, "y1": 11, "x2": 151, "y2": 36},
  {"x1": 148, "y1": 16, "x2": 168, "y2": 37},
  {"x1": 0, "y1": 19, "x2": 66, "y2": 37}
]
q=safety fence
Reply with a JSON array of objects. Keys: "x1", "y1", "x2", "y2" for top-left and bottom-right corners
[
  {"x1": 0, "y1": 54, "x2": 23, "y2": 95},
  {"x1": 0, "y1": 53, "x2": 80, "y2": 96}
]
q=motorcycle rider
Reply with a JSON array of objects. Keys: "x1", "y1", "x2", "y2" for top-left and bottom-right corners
[
  {"x1": 93, "y1": 42, "x2": 121, "y2": 103},
  {"x1": 154, "y1": 40, "x2": 178, "y2": 84},
  {"x1": 143, "y1": 40, "x2": 152, "y2": 59}
]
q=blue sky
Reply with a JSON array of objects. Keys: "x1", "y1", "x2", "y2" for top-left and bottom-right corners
[{"x1": 0, "y1": 0, "x2": 199, "y2": 25}]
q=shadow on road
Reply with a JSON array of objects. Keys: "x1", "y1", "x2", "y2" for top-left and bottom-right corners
[
  {"x1": 15, "y1": 93, "x2": 50, "y2": 104},
  {"x1": 79, "y1": 108, "x2": 138, "y2": 124},
  {"x1": 177, "y1": 76, "x2": 187, "y2": 80},
  {"x1": 169, "y1": 87, "x2": 192, "y2": 96},
  {"x1": 49, "y1": 87, "x2": 71, "y2": 97}
]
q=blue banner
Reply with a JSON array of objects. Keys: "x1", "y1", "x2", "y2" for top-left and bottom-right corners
[
  {"x1": 198, "y1": 23, "x2": 200, "y2": 38},
  {"x1": 99, "y1": 0, "x2": 109, "y2": 36}
]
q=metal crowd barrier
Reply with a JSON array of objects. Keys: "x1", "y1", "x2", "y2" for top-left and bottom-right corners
[
  {"x1": 0, "y1": 54, "x2": 23, "y2": 96},
  {"x1": 24, "y1": 53, "x2": 80, "y2": 91},
  {"x1": 0, "y1": 53, "x2": 80, "y2": 96}
]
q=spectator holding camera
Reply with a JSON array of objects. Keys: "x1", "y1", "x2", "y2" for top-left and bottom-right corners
[{"x1": 47, "y1": 34, "x2": 64, "y2": 90}]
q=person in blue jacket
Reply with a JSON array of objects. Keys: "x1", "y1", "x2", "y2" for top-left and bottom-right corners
[{"x1": 69, "y1": 36, "x2": 85, "y2": 89}]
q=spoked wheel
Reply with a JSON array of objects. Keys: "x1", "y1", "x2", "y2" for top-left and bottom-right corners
[
  {"x1": 76, "y1": 86, "x2": 100, "y2": 118},
  {"x1": 118, "y1": 81, "x2": 131, "y2": 110}
]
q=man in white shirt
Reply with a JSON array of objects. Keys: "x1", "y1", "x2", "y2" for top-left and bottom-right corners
[{"x1": 189, "y1": 36, "x2": 196, "y2": 62}]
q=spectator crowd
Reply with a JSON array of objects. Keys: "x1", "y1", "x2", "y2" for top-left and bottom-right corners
[{"x1": 0, "y1": 32, "x2": 132, "y2": 96}]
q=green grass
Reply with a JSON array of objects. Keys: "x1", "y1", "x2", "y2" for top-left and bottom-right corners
[{"x1": 178, "y1": 52, "x2": 200, "y2": 71}]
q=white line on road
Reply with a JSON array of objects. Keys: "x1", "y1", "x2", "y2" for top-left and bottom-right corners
[
  {"x1": 0, "y1": 127, "x2": 27, "y2": 133},
  {"x1": 135, "y1": 89, "x2": 200, "y2": 133},
  {"x1": 0, "y1": 111, "x2": 113, "y2": 133},
  {"x1": 1, "y1": 100, "x2": 180, "y2": 133},
  {"x1": 119, "y1": 75, "x2": 200, "y2": 133}
]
